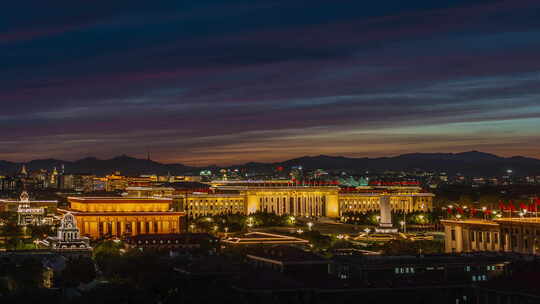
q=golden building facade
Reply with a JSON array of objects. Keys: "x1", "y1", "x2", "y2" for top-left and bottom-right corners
[
  {"x1": 185, "y1": 193, "x2": 246, "y2": 218},
  {"x1": 60, "y1": 197, "x2": 185, "y2": 239},
  {"x1": 442, "y1": 218, "x2": 540, "y2": 254},
  {"x1": 158, "y1": 182, "x2": 433, "y2": 219},
  {"x1": 339, "y1": 192, "x2": 433, "y2": 215}
]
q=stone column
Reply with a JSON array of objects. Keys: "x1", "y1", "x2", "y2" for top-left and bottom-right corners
[
  {"x1": 120, "y1": 221, "x2": 125, "y2": 236},
  {"x1": 379, "y1": 196, "x2": 393, "y2": 228},
  {"x1": 111, "y1": 221, "x2": 117, "y2": 236}
]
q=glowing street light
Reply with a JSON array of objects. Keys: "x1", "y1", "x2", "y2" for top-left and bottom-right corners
[
  {"x1": 307, "y1": 222, "x2": 313, "y2": 230},
  {"x1": 400, "y1": 220, "x2": 406, "y2": 233},
  {"x1": 246, "y1": 216, "x2": 254, "y2": 229}
]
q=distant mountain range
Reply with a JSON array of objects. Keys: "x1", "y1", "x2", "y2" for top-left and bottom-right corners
[{"x1": 1, "y1": 151, "x2": 539, "y2": 177}]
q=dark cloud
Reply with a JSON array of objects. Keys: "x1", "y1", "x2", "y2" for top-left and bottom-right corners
[{"x1": 1, "y1": 0, "x2": 540, "y2": 165}]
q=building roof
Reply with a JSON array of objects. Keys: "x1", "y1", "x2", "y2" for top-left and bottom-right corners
[
  {"x1": 57, "y1": 208, "x2": 185, "y2": 216},
  {"x1": 441, "y1": 219, "x2": 500, "y2": 226},
  {"x1": 126, "y1": 233, "x2": 218, "y2": 244},
  {"x1": 334, "y1": 253, "x2": 512, "y2": 266},
  {"x1": 67, "y1": 196, "x2": 172, "y2": 202},
  {"x1": 246, "y1": 245, "x2": 328, "y2": 264},
  {"x1": 442, "y1": 217, "x2": 540, "y2": 227}
]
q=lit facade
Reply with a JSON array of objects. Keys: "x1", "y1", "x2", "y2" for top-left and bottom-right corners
[
  {"x1": 44, "y1": 212, "x2": 91, "y2": 251},
  {"x1": 59, "y1": 197, "x2": 185, "y2": 239},
  {"x1": 0, "y1": 191, "x2": 57, "y2": 225},
  {"x1": 339, "y1": 192, "x2": 433, "y2": 214},
  {"x1": 442, "y1": 218, "x2": 540, "y2": 254},
  {"x1": 129, "y1": 181, "x2": 433, "y2": 219}
]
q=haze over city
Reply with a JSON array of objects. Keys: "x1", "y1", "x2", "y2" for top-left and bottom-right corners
[{"x1": 2, "y1": 0, "x2": 540, "y2": 165}]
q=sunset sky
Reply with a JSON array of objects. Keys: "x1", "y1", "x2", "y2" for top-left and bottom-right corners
[{"x1": 1, "y1": 0, "x2": 540, "y2": 166}]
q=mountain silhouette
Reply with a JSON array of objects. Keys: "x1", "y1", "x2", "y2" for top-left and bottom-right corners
[{"x1": 0, "y1": 151, "x2": 539, "y2": 176}]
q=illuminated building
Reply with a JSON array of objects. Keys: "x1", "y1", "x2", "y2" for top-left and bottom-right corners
[
  {"x1": 0, "y1": 191, "x2": 57, "y2": 225},
  {"x1": 125, "y1": 186, "x2": 175, "y2": 198},
  {"x1": 59, "y1": 174, "x2": 96, "y2": 192},
  {"x1": 44, "y1": 212, "x2": 91, "y2": 251},
  {"x1": 442, "y1": 218, "x2": 540, "y2": 254},
  {"x1": 59, "y1": 197, "x2": 185, "y2": 239},
  {"x1": 128, "y1": 180, "x2": 433, "y2": 219},
  {"x1": 184, "y1": 193, "x2": 246, "y2": 217}
]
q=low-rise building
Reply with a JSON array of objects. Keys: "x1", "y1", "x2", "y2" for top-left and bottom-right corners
[
  {"x1": 59, "y1": 196, "x2": 185, "y2": 239},
  {"x1": 245, "y1": 245, "x2": 330, "y2": 276},
  {"x1": 125, "y1": 233, "x2": 219, "y2": 253},
  {"x1": 332, "y1": 253, "x2": 510, "y2": 284},
  {"x1": 442, "y1": 218, "x2": 540, "y2": 254}
]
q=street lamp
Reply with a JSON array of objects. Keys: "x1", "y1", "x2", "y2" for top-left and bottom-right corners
[
  {"x1": 364, "y1": 228, "x2": 371, "y2": 240},
  {"x1": 224, "y1": 227, "x2": 229, "y2": 237},
  {"x1": 400, "y1": 220, "x2": 406, "y2": 233},
  {"x1": 189, "y1": 224, "x2": 195, "y2": 232},
  {"x1": 307, "y1": 222, "x2": 313, "y2": 231},
  {"x1": 289, "y1": 216, "x2": 296, "y2": 225}
]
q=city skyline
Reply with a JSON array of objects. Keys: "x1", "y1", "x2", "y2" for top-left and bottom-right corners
[{"x1": 2, "y1": 0, "x2": 540, "y2": 166}]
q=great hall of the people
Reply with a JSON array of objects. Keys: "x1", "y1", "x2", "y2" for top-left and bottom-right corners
[
  {"x1": 123, "y1": 180, "x2": 433, "y2": 219},
  {"x1": 55, "y1": 180, "x2": 433, "y2": 239}
]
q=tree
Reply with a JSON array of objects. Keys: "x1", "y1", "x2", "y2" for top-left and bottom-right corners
[
  {"x1": 382, "y1": 240, "x2": 444, "y2": 255},
  {"x1": 458, "y1": 194, "x2": 474, "y2": 206},
  {"x1": 27, "y1": 224, "x2": 53, "y2": 240},
  {"x1": 478, "y1": 193, "x2": 500, "y2": 209},
  {"x1": 12, "y1": 258, "x2": 45, "y2": 290},
  {"x1": 1, "y1": 222, "x2": 24, "y2": 250},
  {"x1": 62, "y1": 257, "x2": 96, "y2": 287},
  {"x1": 93, "y1": 240, "x2": 124, "y2": 279}
]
